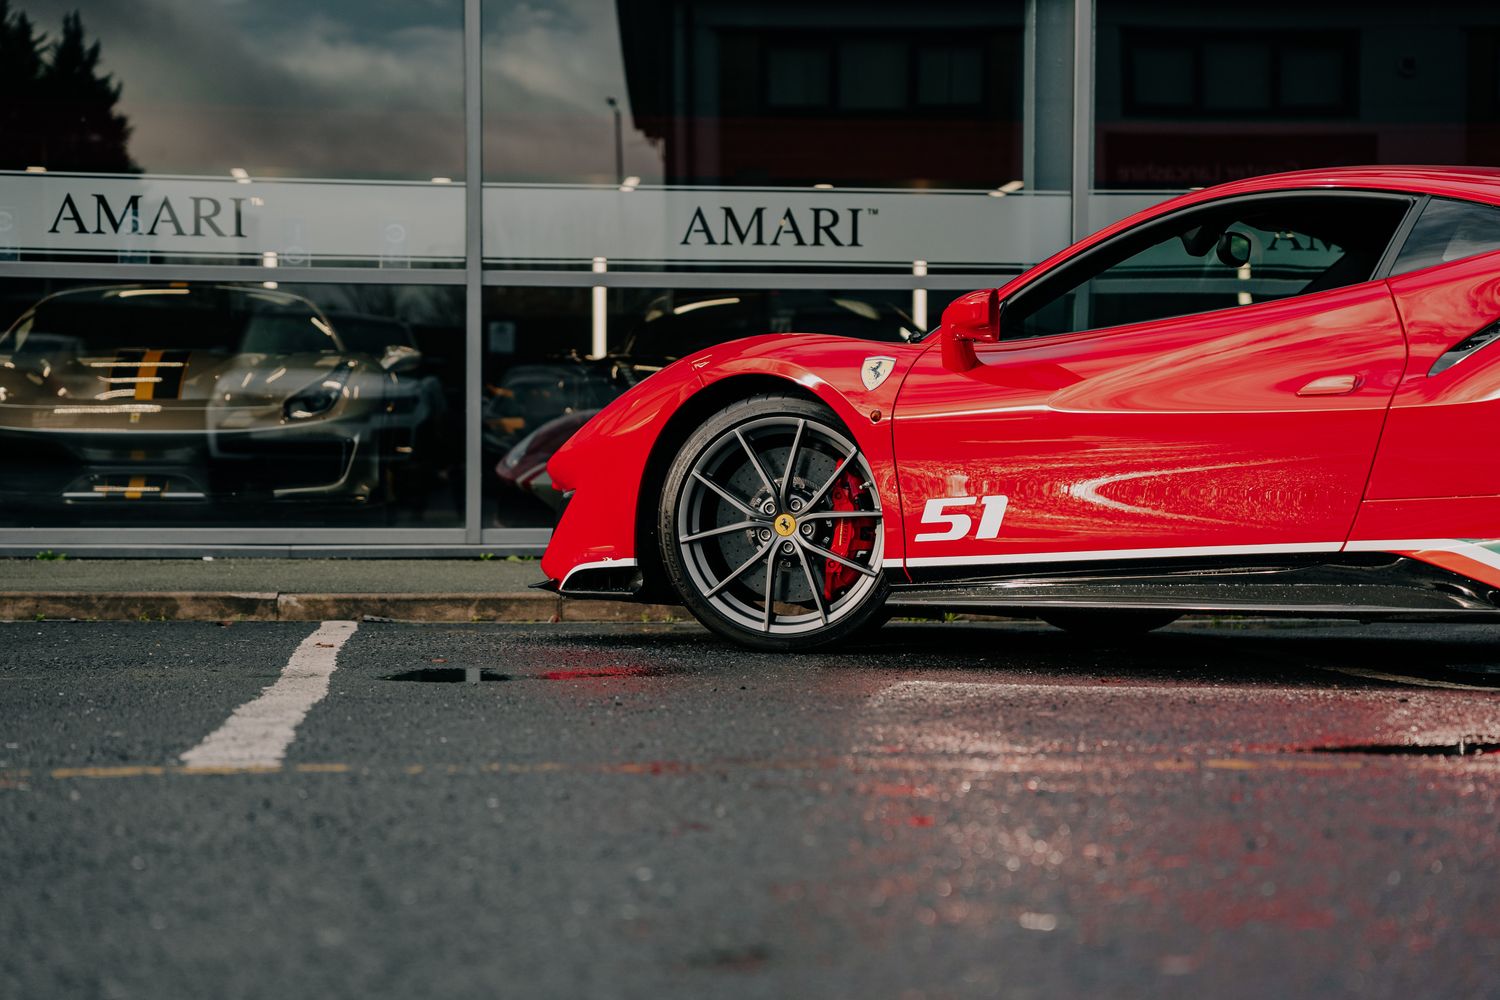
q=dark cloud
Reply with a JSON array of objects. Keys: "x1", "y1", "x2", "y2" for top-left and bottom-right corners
[
  {"x1": 17, "y1": 0, "x2": 466, "y2": 178},
  {"x1": 14, "y1": 0, "x2": 665, "y2": 181}
]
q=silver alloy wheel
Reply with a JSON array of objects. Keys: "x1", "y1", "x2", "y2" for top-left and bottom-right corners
[{"x1": 674, "y1": 414, "x2": 883, "y2": 635}]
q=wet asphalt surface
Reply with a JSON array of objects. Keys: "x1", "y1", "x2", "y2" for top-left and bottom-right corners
[{"x1": 2, "y1": 619, "x2": 1499, "y2": 1000}]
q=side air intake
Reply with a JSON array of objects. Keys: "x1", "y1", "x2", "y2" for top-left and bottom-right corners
[{"x1": 1430, "y1": 320, "x2": 1500, "y2": 376}]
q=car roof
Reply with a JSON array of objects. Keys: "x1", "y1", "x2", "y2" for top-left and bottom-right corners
[
  {"x1": 22, "y1": 283, "x2": 322, "y2": 311},
  {"x1": 1183, "y1": 165, "x2": 1500, "y2": 206}
]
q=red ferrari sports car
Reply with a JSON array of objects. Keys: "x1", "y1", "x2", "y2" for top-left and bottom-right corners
[{"x1": 539, "y1": 166, "x2": 1500, "y2": 650}]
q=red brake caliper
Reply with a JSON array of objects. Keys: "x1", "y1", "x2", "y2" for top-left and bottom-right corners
[{"x1": 822, "y1": 471, "x2": 876, "y2": 601}]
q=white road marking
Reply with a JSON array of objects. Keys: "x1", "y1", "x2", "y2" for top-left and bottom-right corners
[
  {"x1": 180, "y1": 621, "x2": 357, "y2": 769},
  {"x1": 1316, "y1": 666, "x2": 1500, "y2": 692},
  {"x1": 868, "y1": 679, "x2": 1187, "y2": 703}
]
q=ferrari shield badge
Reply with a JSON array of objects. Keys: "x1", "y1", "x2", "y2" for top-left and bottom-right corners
[{"x1": 861, "y1": 356, "x2": 896, "y2": 391}]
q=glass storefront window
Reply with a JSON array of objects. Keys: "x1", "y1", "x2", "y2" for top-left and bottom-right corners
[
  {"x1": 0, "y1": 2, "x2": 466, "y2": 268},
  {"x1": 481, "y1": 284, "x2": 964, "y2": 528},
  {"x1": 481, "y1": 0, "x2": 1042, "y2": 275},
  {"x1": 482, "y1": 0, "x2": 1024, "y2": 189},
  {"x1": 1095, "y1": 1, "x2": 1500, "y2": 192},
  {"x1": 2, "y1": 1, "x2": 464, "y2": 180},
  {"x1": 0, "y1": 279, "x2": 464, "y2": 527},
  {"x1": 0, "y1": 0, "x2": 1078, "y2": 550}
]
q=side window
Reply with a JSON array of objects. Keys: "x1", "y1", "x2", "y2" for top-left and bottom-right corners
[
  {"x1": 1390, "y1": 197, "x2": 1500, "y2": 277},
  {"x1": 1006, "y1": 195, "x2": 1412, "y2": 340}
]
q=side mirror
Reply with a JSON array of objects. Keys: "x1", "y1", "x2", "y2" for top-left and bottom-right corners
[
  {"x1": 379, "y1": 343, "x2": 422, "y2": 374},
  {"x1": 940, "y1": 289, "x2": 1000, "y2": 372}
]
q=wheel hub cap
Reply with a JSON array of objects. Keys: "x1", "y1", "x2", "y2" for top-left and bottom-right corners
[{"x1": 773, "y1": 512, "x2": 797, "y2": 537}]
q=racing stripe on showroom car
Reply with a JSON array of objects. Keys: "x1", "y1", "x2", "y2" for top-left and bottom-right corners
[
  {"x1": 133, "y1": 349, "x2": 163, "y2": 400},
  {"x1": 156, "y1": 350, "x2": 190, "y2": 398}
]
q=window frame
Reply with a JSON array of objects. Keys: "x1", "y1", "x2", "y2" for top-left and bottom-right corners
[
  {"x1": 750, "y1": 30, "x2": 1010, "y2": 120},
  {"x1": 1385, "y1": 194, "x2": 1500, "y2": 278},
  {"x1": 999, "y1": 189, "x2": 1422, "y2": 343},
  {"x1": 1120, "y1": 28, "x2": 1360, "y2": 120}
]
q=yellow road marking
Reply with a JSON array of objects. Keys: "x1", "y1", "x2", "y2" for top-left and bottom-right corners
[
  {"x1": 51, "y1": 765, "x2": 167, "y2": 779},
  {"x1": 1205, "y1": 758, "x2": 1259, "y2": 770},
  {"x1": 0, "y1": 751, "x2": 1445, "y2": 789}
]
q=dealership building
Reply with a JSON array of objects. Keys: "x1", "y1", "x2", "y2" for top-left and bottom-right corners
[{"x1": 2, "y1": 0, "x2": 1497, "y2": 554}]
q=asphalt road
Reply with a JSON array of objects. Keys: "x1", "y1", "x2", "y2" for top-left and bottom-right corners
[{"x1": 2, "y1": 618, "x2": 1498, "y2": 1000}]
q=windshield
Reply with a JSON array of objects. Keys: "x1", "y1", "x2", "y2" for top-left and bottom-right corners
[
  {"x1": 2, "y1": 286, "x2": 339, "y2": 357},
  {"x1": 330, "y1": 315, "x2": 414, "y2": 358},
  {"x1": 624, "y1": 291, "x2": 917, "y2": 360}
]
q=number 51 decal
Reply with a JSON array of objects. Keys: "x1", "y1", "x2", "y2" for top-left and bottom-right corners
[{"x1": 914, "y1": 495, "x2": 1009, "y2": 542}]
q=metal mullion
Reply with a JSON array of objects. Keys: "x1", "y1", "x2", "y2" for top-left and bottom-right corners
[
  {"x1": 0, "y1": 262, "x2": 465, "y2": 284},
  {"x1": 463, "y1": 0, "x2": 484, "y2": 546},
  {"x1": 1071, "y1": 0, "x2": 1094, "y2": 243},
  {"x1": 1023, "y1": 0, "x2": 1038, "y2": 190}
]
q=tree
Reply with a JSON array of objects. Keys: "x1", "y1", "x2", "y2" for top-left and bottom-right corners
[
  {"x1": 0, "y1": 3, "x2": 136, "y2": 172},
  {"x1": 0, "y1": 0, "x2": 47, "y2": 168}
]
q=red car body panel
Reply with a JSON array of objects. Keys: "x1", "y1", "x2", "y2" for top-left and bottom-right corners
[
  {"x1": 1361, "y1": 248, "x2": 1500, "y2": 501},
  {"x1": 541, "y1": 359, "x2": 702, "y2": 582},
  {"x1": 891, "y1": 280, "x2": 1406, "y2": 565},
  {"x1": 541, "y1": 335, "x2": 926, "y2": 585},
  {"x1": 543, "y1": 166, "x2": 1500, "y2": 607}
]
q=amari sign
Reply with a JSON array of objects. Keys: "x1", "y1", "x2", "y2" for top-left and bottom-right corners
[
  {"x1": 0, "y1": 172, "x2": 1071, "y2": 270},
  {"x1": 0, "y1": 171, "x2": 465, "y2": 265},
  {"x1": 678, "y1": 204, "x2": 869, "y2": 249},
  {"x1": 483, "y1": 185, "x2": 1070, "y2": 269},
  {"x1": 48, "y1": 190, "x2": 254, "y2": 240}
]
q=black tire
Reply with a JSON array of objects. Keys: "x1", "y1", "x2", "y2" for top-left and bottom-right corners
[
  {"x1": 1039, "y1": 610, "x2": 1181, "y2": 635},
  {"x1": 658, "y1": 393, "x2": 890, "y2": 651}
]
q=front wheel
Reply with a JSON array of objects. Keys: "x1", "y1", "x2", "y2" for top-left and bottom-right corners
[{"x1": 659, "y1": 394, "x2": 889, "y2": 651}]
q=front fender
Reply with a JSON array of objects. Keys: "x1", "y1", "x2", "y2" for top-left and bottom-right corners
[{"x1": 541, "y1": 335, "x2": 929, "y2": 588}]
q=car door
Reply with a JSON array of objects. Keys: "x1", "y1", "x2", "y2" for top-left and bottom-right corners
[
  {"x1": 1354, "y1": 196, "x2": 1500, "y2": 544},
  {"x1": 892, "y1": 192, "x2": 1414, "y2": 572}
]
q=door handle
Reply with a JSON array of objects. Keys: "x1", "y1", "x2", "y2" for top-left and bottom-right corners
[{"x1": 1296, "y1": 374, "x2": 1361, "y2": 396}]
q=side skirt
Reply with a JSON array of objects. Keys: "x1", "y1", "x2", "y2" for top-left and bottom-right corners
[{"x1": 885, "y1": 553, "x2": 1500, "y2": 621}]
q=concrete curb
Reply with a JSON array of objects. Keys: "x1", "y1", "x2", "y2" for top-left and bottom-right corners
[
  {"x1": 0, "y1": 592, "x2": 1359, "y2": 629},
  {"x1": 0, "y1": 592, "x2": 686, "y2": 624}
]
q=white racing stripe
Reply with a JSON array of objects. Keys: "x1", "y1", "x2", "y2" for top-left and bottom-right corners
[
  {"x1": 180, "y1": 621, "x2": 357, "y2": 769},
  {"x1": 887, "y1": 540, "x2": 1342, "y2": 570}
]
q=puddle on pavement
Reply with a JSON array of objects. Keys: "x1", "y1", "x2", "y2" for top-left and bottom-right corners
[
  {"x1": 384, "y1": 668, "x2": 511, "y2": 683},
  {"x1": 1306, "y1": 737, "x2": 1499, "y2": 757},
  {"x1": 383, "y1": 663, "x2": 678, "y2": 683}
]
